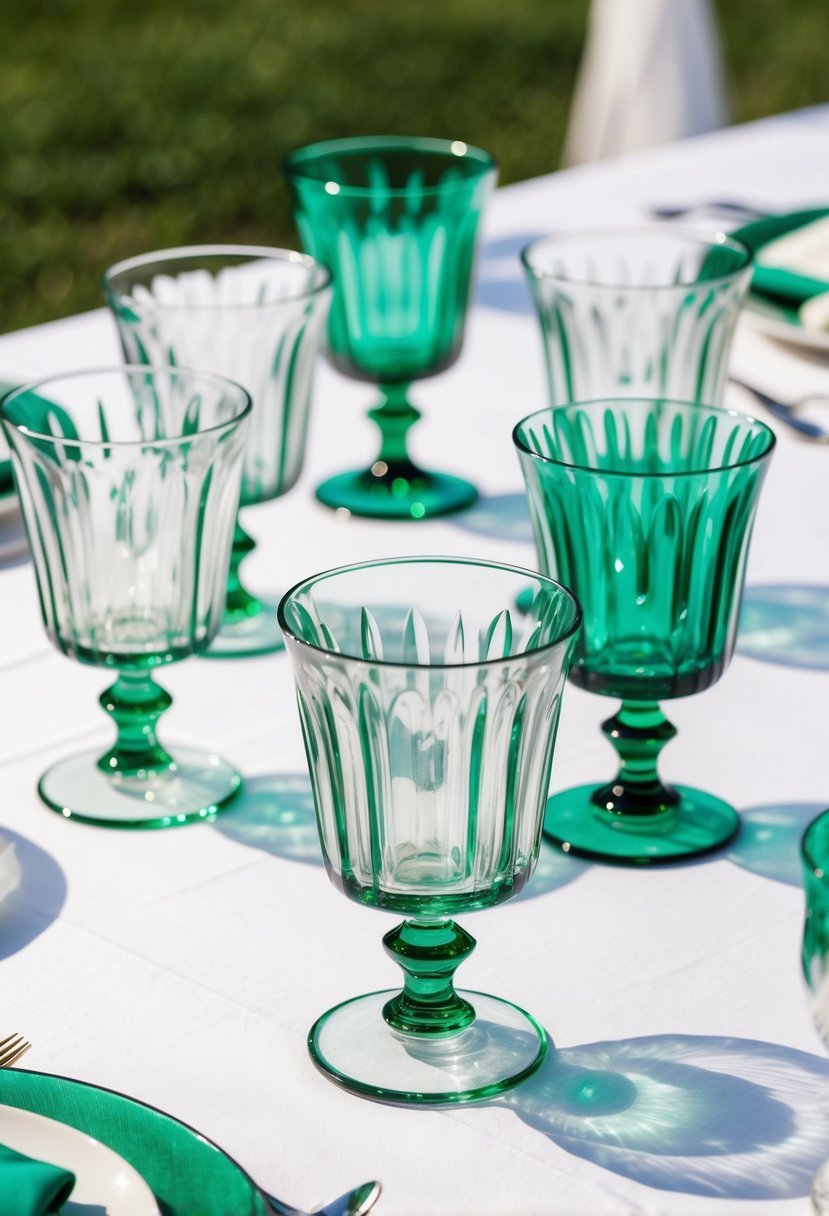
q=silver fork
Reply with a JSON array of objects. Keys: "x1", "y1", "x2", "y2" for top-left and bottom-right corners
[
  {"x1": 0, "y1": 1033, "x2": 31, "y2": 1068},
  {"x1": 264, "y1": 1179, "x2": 381, "y2": 1216}
]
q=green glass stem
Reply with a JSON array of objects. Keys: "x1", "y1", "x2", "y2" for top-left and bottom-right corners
[
  {"x1": 591, "y1": 700, "x2": 680, "y2": 818},
  {"x1": 97, "y1": 672, "x2": 175, "y2": 778},
  {"x1": 224, "y1": 518, "x2": 263, "y2": 623},
  {"x1": 382, "y1": 919, "x2": 477, "y2": 1037},
  {"x1": 366, "y1": 384, "x2": 424, "y2": 486}
]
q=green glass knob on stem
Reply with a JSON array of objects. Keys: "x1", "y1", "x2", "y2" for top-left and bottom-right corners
[
  {"x1": 592, "y1": 701, "x2": 679, "y2": 819},
  {"x1": 224, "y1": 520, "x2": 262, "y2": 624},
  {"x1": 97, "y1": 673, "x2": 175, "y2": 778},
  {"x1": 382, "y1": 919, "x2": 476, "y2": 1037}
]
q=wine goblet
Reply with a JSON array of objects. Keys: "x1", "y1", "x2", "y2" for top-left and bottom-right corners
[
  {"x1": 802, "y1": 810, "x2": 829, "y2": 1212},
  {"x1": 278, "y1": 557, "x2": 581, "y2": 1103},
  {"x1": 522, "y1": 228, "x2": 752, "y2": 406},
  {"x1": 514, "y1": 398, "x2": 775, "y2": 865},
  {"x1": 283, "y1": 136, "x2": 497, "y2": 520},
  {"x1": 103, "y1": 246, "x2": 331, "y2": 657},
  {"x1": 1, "y1": 367, "x2": 251, "y2": 828}
]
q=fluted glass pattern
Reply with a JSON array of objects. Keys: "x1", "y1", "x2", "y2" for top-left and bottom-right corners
[
  {"x1": 279, "y1": 558, "x2": 580, "y2": 915},
  {"x1": 284, "y1": 137, "x2": 496, "y2": 383},
  {"x1": 522, "y1": 230, "x2": 752, "y2": 407},
  {"x1": 515, "y1": 400, "x2": 774, "y2": 700},
  {"x1": 103, "y1": 247, "x2": 331, "y2": 507},
  {"x1": 803, "y1": 811, "x2": 829, "y2": 1046},
  {"x1": 2, "y1": 368, "x2": 249, "y2": 666}
]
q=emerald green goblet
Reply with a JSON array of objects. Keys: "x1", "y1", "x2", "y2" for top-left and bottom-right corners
[
  {"x1": 103, "y1": 246, "x2": 331, "y2": 658},
  {"x1": 284, "y1": 136, "x2": 497, "y2": 520},
  {"x1": 1, "y1": 367, "x2": 251, "y2": 828},
  {"x1": 801, "y1": 810, "x2": 829, "y2": 1211},
  {"x1": 278, "y1": 557, "x2": 581, "y2": 1103},
  {"x1": 514, "y1": 398, "x2": 775, "y2": 865}
]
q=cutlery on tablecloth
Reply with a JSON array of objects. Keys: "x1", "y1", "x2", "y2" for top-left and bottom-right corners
[
  {"x1": 264, "y1": 1178, "x2": 381, "y2": 1216},
  {"x1": 649, "y1": 199, "x2": 770, "y2": 221},
  {"x1": 731, "y1": 377, "x2": 829, "y2": 443},
  {"x1": 0, "y1": 1033, "x2": 31, "y2": 1068}
]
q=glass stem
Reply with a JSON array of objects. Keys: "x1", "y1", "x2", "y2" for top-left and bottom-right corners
[
  {"x1": 97, "y1": 671, "x2": 175, "y2": 778},
  {"x1": 368, "y1": 383, "x2": 422, "y2": 476},
  {"x1": 591, "y1": 700, "x2": 680, "y2": 818},
  {"x1": 382, "y1": 919, "x2": 476, "y2": 1037},
  {"x1": 224, "y1": 517, "x2": 262, "y2": 622}
]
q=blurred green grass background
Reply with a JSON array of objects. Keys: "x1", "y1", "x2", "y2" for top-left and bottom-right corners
[{"x1": 1, "y1": 0, "x2": 826, "y2": 332}]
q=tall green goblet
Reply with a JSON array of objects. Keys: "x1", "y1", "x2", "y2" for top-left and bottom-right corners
[
  {"x1": 278, "y1": 557, "x2": 581, "y2": 1103},
  {"x1": 284, "y1": 136, "x2": 497, "y2": 520},
  {"x1": 1, "y1": 367, "x2": 251, "y2": 828},
  {"x1": 521, "y1": 229, "x2": 752, "y2": 406},
  {"x1": 801, "y1": 810, "x2": 829, "y2": 1212},
  {"x1": 103, "y1": 246, "x2": 331, "y2": 657},
  {"x1": 514, "y1": 398, "x2": 775, "y2": 865}
]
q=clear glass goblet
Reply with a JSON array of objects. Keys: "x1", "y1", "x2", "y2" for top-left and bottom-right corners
[
  {"x1": 521, "y1": 229, "x2": 752, "y2": 406},
  {"x1": 102, "y1": 246, "x2": 331, "y2": 657},
  {"x1": 278, "y1": 557, "x2": 581, "y2": 1103},
  {"x1": 283, "y1": 136, "x2": 497, "y2": 520},
  {"x1": 1, "y1": 367, "x2": 251, "y2": 828},
  {"x1": 802, "y1": 810, "x2": 829, "y2": 1212},
  {"x1": 514, "y1": 398, "x2": 775, "y2": 865}
]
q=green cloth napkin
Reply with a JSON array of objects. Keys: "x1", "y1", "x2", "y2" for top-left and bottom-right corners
[
  {"x1": 734, "y1": 208, "x2": 829, "y2": 308},
  {"x1": 0, "y1": 1142, "x2": 75, "y2": 1215}
]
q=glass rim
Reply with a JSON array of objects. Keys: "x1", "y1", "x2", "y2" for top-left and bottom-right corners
[
  {"x1": 801, "y1": 809, "x2": 829, "y2": 878},
  {"x1": 512, "y1": 399, "x2": 777, "y2": 479},
  {"x1": 520, "y1": 228, "x2": 752, "y2": 291},
  {"x1": 101, "y1": 245, "x2": 332, "y2": 312},
  {"x1": 277, "y1": 555, "x2": 582, "y2": 670},
  {"x1": 0, "y1": 365, "x2": 253, "y2": 450},
  {"x1": 283, "y1": 135, "x2": 497, "y2": 198}
]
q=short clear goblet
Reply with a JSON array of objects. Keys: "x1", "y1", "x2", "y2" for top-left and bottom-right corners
[
  {"x1": 103, "y1": 246, "x2": 331, "y2": 657},
  {"x1": 1, "y1": 367, "x2": 251, "y2": 828},
  {"x1": 522, "y1": 228, "x2": 752, "y2": 406},
  {"x1": 515, "y1": 398, "x2": 775, "y2": 865},
  {"x1": 278, "y1": 557, "x2": 581, "y2": 1104},
  {"x1": 284, "y1": 136, "x2": 497, "y2": 520},
  {"x1": 802, "y1": 810, "x2": 829, "y2": 1212}
]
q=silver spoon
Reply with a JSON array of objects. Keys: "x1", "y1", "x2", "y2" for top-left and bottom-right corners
[
  {"x1": 265, "y1": 1179, "x2": 382, "y2": 1216},
  {"x1": 730, "y1": 378, "x2": 829, "y2": 443},
  {"x1": 649, "y1": 200, "x2": 769, "y2": 221}
]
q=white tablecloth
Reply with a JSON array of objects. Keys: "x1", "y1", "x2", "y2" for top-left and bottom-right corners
[{"x1": 2, "y1": 107, "x2": 829, "y2": 1216}]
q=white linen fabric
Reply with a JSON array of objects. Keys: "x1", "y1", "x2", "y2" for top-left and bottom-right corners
[
  {"x1": 563, "y1": 0, "x2": 729, "y2": 165},
  {"x1": 1, "y1": 106, "x2": 829, "y2": 1215}
]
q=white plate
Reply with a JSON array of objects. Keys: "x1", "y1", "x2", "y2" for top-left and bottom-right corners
[
  {"x1": 745, "y1": 294, "x2": 829, "y2": 355},
  {"x1": 0, "y1": 1105, "x2": 160, "y2": 1215}
]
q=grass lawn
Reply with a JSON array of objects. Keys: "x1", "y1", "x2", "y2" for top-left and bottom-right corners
[{"x1": 0, "y1": 0, "x2": 826, "y2": 332}]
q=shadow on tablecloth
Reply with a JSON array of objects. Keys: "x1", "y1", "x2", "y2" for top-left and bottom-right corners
[
  {"x1": 474, "y1": 231, "x2": 546, "y2": 316},
  {"x1": 728, "y1": 801, "x2": 827, "y2": 887},
  {"x1": 738, "y1": 584, "x2": 829, "y2": 669},
  {"x1": 213, "y1": 772, "x2": 589, "y2": 899},
  {"x1": 0, "y1": 827, "x2": 66, "y2": 958},
  {"x1": 446, "y1": 492, "x2": 535, "y2": 546},
  {"x1": 502, "y1": 1033, "x2": 829, "y2": 1199}
]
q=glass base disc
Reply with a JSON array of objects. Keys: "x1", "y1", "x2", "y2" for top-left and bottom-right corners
[
  {"x1": 315, "y1": 469, "x2": 478, "y2": 520},
  {"x1": 39, "y1": 745, "x2": 243, "y2": 829},
  {"x1": 204, "y1": 599, "x2": 284, "y2": 659},
  {"x1": 544, "y1": 783, "x2": 739, "y2": 865},
  {"x1": 309, "y1": 988, "x2": 547, "y2": 1105}
]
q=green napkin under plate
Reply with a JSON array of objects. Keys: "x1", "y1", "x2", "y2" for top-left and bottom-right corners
[
  {"x1": 0, "y1": 1141, "x2": 75, "y2": 1215},
  {"x1": 734, "y1": 207, "x2": 829, "y2": 309}
]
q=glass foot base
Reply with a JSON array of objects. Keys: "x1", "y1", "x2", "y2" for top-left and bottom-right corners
[
  {"x1": 39, "y1": 745, "x2": 243, "y2": 829},
  {"x1": 309, "y1": 988, "x2": 547, "y2": 1105},
  {"x1": 204, "y1": 599, "x2": 284, "y2": 659},
  {"x1": 315, "y1": 469, "x2": 478, "y2": 520},
  {"x1": 544, "y1": 783, "x2": 739, "y2": 865}
]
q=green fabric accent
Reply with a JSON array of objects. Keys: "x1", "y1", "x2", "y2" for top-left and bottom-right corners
[
  {"x1": 0, "y1": 1142, "x2": 75, "y2": 1215},
  {"x1": 734, "y1": 208, "x2": 829, "y2": 307},
  {"x1": 0, "y1": 1071, "x2": 269, "y2": 1216}
]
